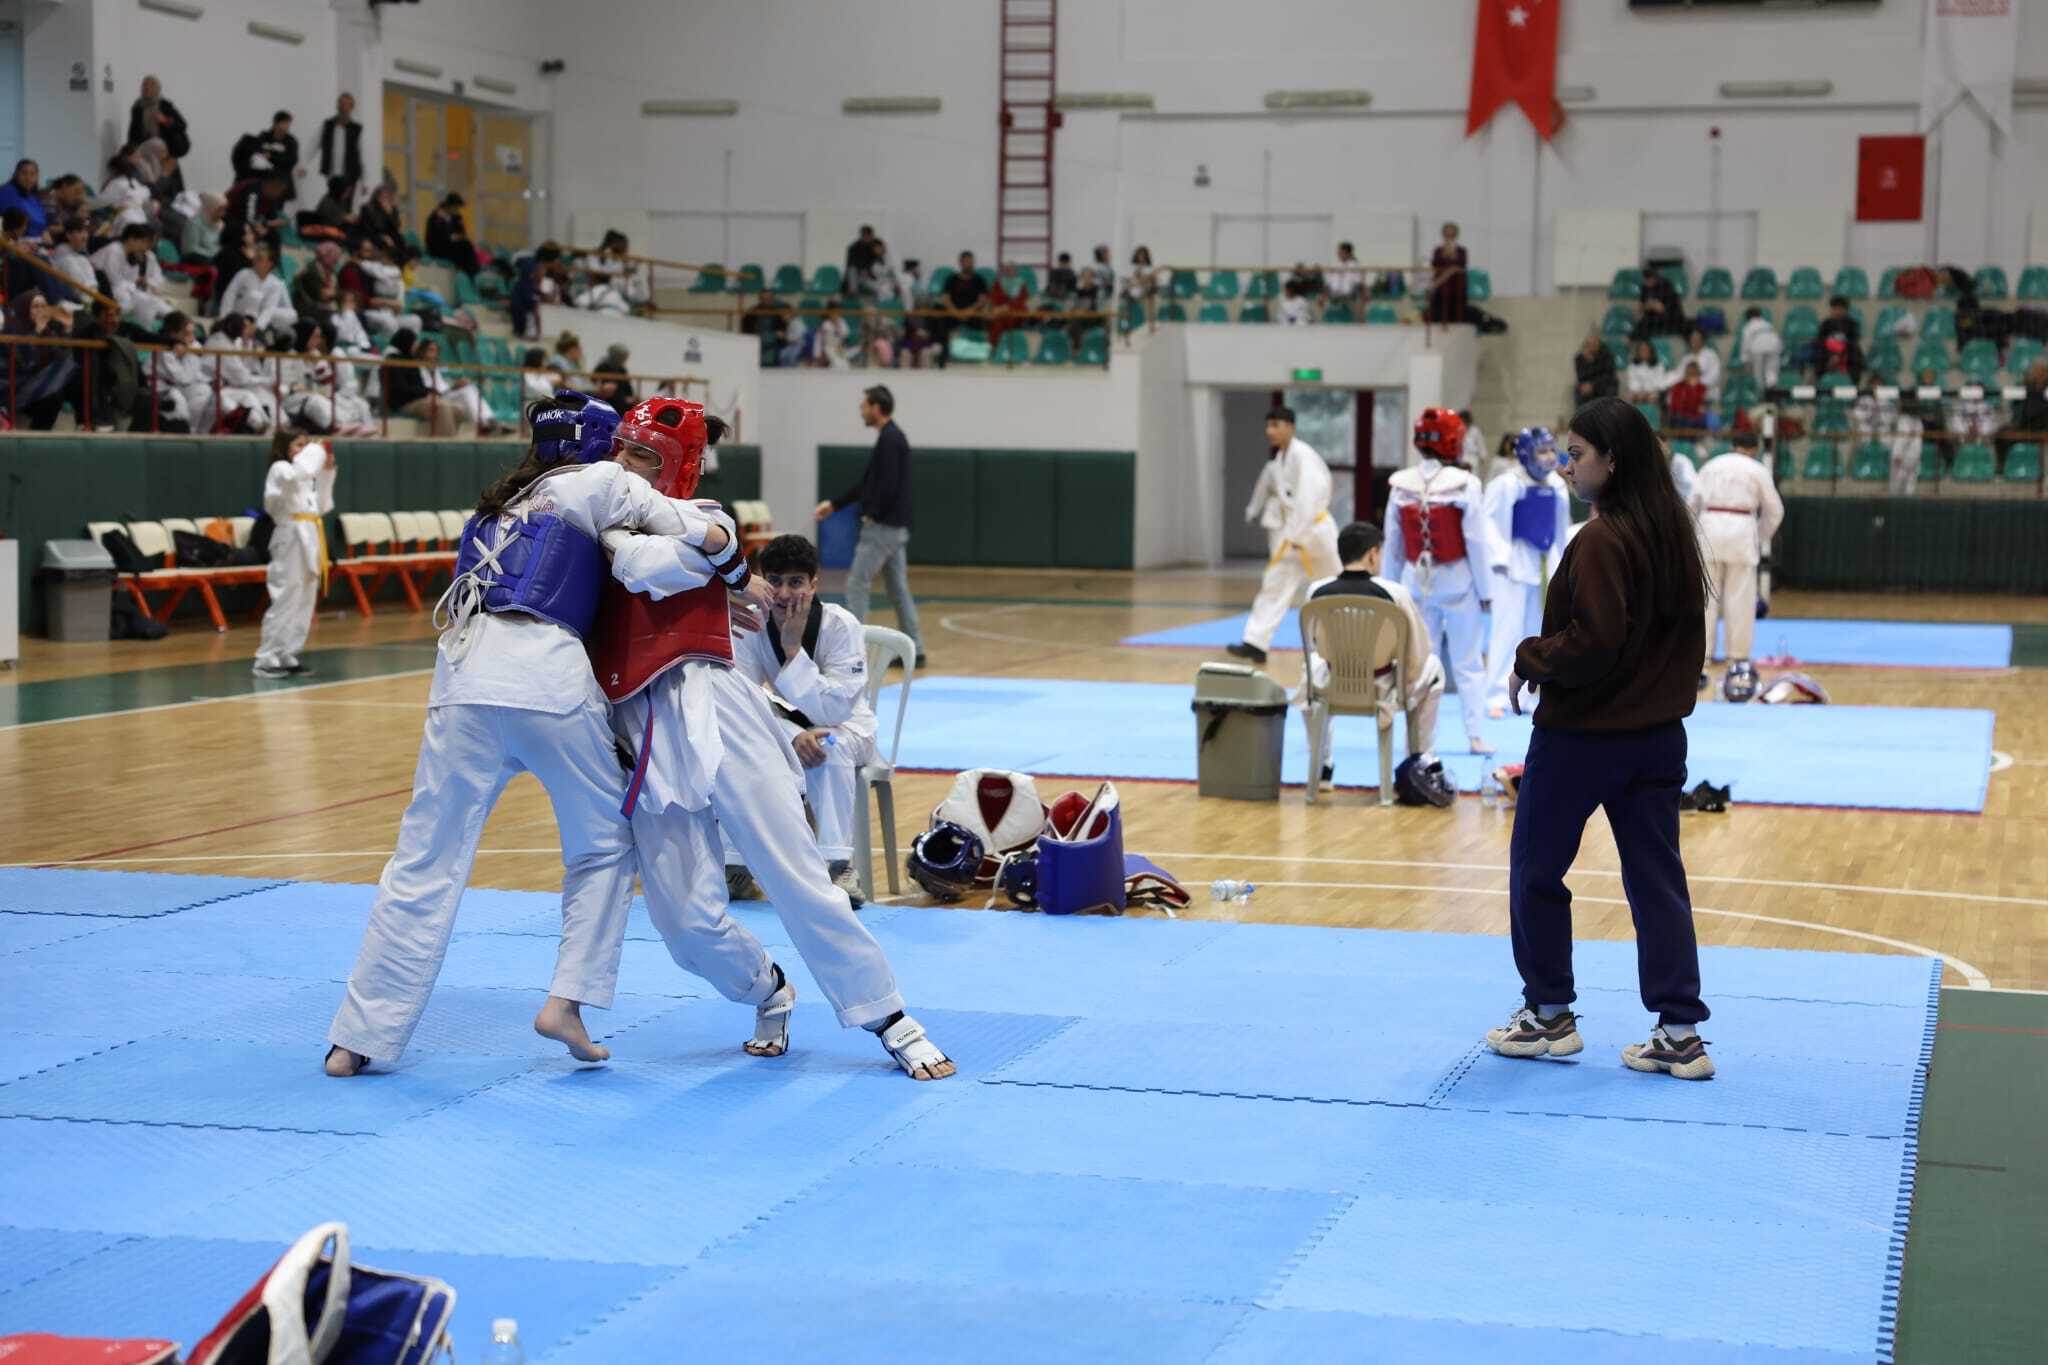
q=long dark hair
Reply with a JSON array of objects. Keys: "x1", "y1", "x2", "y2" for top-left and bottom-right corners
[{"x1": 1566, "y1": 397, "x2": 1706, "y2": 617}]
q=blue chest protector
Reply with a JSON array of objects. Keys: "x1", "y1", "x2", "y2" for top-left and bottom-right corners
[
  {"x1": 1510, "y1": 484, "x2": 1559, "y2": 552},
  {"x1": 453, "y1": 511, "x2": 606, "y2": 638}
]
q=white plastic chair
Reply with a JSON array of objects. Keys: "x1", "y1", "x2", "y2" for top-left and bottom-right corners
[
  {"x1": 1298, "y1": 595, "x2": 1410, "y2": 807},
  {"x1": 854, "y1": 624, "x2": 917, "y2": 900},
  {"x1": 438, "y1": 509, "x2": 468, "y2": 544}
]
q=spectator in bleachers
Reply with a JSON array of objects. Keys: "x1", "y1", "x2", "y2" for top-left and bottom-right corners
[
  {"x1": 1575, "y1": 333, "x2": 1618, "y2": 401},
  {"x1": 898, "y1": 256, "x2": 926, "y2": 306},
  {"x1": 136, "y1": 138, "x2": 183, "y2": 206},
  {"x1": 386, "y1": 331, "x2": 471, "y2": 435},
  {"x1": 1736, "y1": 307, "x2": 1781, "y2": 390},
  {"x1": 509, "y1": 242, "x2": 563, "y2": 339},
  {"x1": 1947, "y1": 378, "x2": 1998, "y2": 444},
  {"x1": 1123, "y1": 245, "x2": 1162, "y2": 308},
  {"x1": 91, "y1": 223, "x2": 174, "y2": 329},
  {"x1": 40, "y1": 176, "x2": 86, "y2": 245},
  {"x1": 1674, "y1": 327, "x2": 1721, "y2": 405},
  {"x1": 1425, "y1": 222, "x2": 1468, "y2": 324},
  {"x1": 592, "y1": 343, "x2": 633, "y2": 410},
  {"x1": 206, "y1": 313, "x2": 279, "y2": 432},
  {"x1": 809, "y1": 307, "x2": 851, "y2": 368},
  {"x1": 1624, "y1": 340, "x2": 1666, "y2": 403},
  {"x1": 844, "y1": 224, "x2": 880, "y2": 290},
  {"x1": 219, "y1": 174, "x2": 288, "y2": 289},
  {"x1": 318, "y1": 92, "x2": 363, "y2": 205},
  {"x1": 936, "y1": 249, "x2": 989, "y2": 363},
  {"x1": 742, "y1": 292, "x2": 788, "y2": 365},
  {"x1": 1815, "y1": 296, "x2": 1861, "y2": 379},
  {"x1": 47, "y1": 216, "x2": 97, "y2": 308},
  {"x1": 1663, "y1": 362, "x2": 1709, "y2": 430},
  {"x1": 426, "y1": 193, "x2": 480, "y2": 276},
  {"x1": 1328, "y1": 241, "x2": 1365, "y2": 314},
  {"x1": 2001, "y1": 359, "x2": 2048, "y2": 449},
  {"x1": 297, "y1": 176, "x2": 356, "y2": 242},
  {"x1": 521, "y1": 346, "x2": 560, "y2": 404},
  {"x1": 292, "y1": 241, "x2": 342, "y2": 331},
  {"x1": 547, "y1": 329, "x2": 586, "y2": 377},
  {"x1": 1286, "y1": 261, "x2": 1324, "y2": 310},
  {"x1": 860, "y1": 239, "x2": 908, "y2": 306},
  {"x1": 127, "y1": 76, "x2": 191, "y2": 159},
  {"x1": 1080, "y1": 244, "x2": 1114, "y2": 310},
  {"x1": 0, "y1": 161, "x2": 46, "y2": 239},
  {"x1": 232, "y1": 111, "x2": 301, "y2": 202},
  {"x1": 4, "y1": 291, "x2": 82, "y2": 429},
  {"x1": 330, "y1": 288, "x2": 377, "y2": 359},
  {"x1": 1279, "y1": 279, "x2": 1310, "y2": 326},
  {"x1": 98, "y1": 148, "x2": 154, "y2": 231},
  {"x1": 282, "y1": 318, "x2": 376, "y2": 436},
  {"x1": 898, "y1": 316, "x2": 937, "y2": 368},
  {"x1": 218, "y1": 242, "x2": 298, "y2": 342},
  {"x1": 153, "y1": 310, "x2": 209, "y2": 432},
  {"x1": 357, "y1": 182, "x2": 406, "y2": 261},
  {"x1": 1045, "y1": 251, "x2": 1078, "y2": 306},
  {"x1": 339, "y1": 238, "x2": 416, "y2": 339},
  {"x1": 988, "y1": 260, "x2": 1031, "y2": 344},
  {"x1": 571, "y1": 229, "x2": 645, "y2": 314}
]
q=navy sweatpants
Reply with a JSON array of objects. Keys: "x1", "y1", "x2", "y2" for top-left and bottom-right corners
[{"x1": 1508, "y1": 720, "x2": 1709, "y2": 1026}]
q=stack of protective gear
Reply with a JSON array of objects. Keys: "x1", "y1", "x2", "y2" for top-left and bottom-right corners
[
  {"x1": 1721, "y1": 661, "x2": 1760, "y2": 703},
  {"x1": 906, "y1": 769, "x2": 1046, "y2": 900},
  {"x1": 1035, "y1": 784, "x2": 1128, "y2": 917},
  {"x1": 1760, "y1": 670, "x2": 1829, "y2": 704},
  {"x1": 1394, "y1": 753, "x2": 1457, "y2": 808}
]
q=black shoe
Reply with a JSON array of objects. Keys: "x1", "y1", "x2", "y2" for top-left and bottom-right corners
[
  {"x1": 1225, "y1": 642, "x2": 1269, "y2": 665},
  {"x1": 914, "y1": 653, "x2": 927, "y2": 670},
  {"x1": 1698, "y1": 672, "x2": 1710, "y2": 691},
  {"x1": 1680, "y1": 780, "x2": 1730, "y2": 813},
  {"x1": 1320, "y1": 763, "x2": 1335, "y2": 784},
  {"x1": 286, "y1": 662, "x2": 314, "y2": 676}
]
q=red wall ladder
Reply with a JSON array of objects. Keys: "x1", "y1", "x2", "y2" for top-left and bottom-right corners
[{"x1": 997, "y1": 0, "x2": 1059, "y2": 274}]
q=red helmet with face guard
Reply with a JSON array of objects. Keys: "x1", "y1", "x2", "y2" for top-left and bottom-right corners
[
  {"x1": 1413, "y1": 406, "x2": 1467, "y2": 461},
  {"x1": 614, "y1": 397, "x2": 709, "y2": 499}
]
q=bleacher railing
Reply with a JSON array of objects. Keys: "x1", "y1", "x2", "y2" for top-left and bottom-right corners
[{"x1": 0, "y1": 331, "x2": 710, "y2": 440}]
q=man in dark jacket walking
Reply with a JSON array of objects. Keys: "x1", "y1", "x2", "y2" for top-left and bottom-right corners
[
  {"x1": 814, "y1": 384, "x2": 923, "y2": 664},
  {"x1": 318, "y1": 93, "x2": 364, "y2": 204},
  {"x1": 233, "y1": 112, "x2": 301, "y2": 202}
]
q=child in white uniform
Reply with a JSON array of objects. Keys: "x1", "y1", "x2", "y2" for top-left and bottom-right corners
[
  {"x1": 1482, "y1": 426, "x2": 1570, "y2": 718},
  {"x1": 325, "y1": 410, "x2": 723, "y2": 1076},
  {"x1": 1229, "y1": 403, "x2": 1341, "y2": 666},
  {"x1": 253, "y1": 432, "x2": 335, "y2": 678}
]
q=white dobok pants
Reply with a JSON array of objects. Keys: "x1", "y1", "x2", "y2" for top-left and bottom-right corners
[
  {"x1": 1704, "y1": 558, "x2": 1760, "y2": 662},
  {"x1": 724, "y1": 716, "x2": 872, "y2": 866},
  {"x1": 328, "y1": 698, "x2": 636, "y2": 1061},
  {"x1": 618, "y1": 665, "x2": 905, "y2": 1029},
  {"x1": 1245, "y1": 517, "x2": 1342, "y2": 651},
  {"x1": 1402, "y1": 558, "x2": 1489, "y2": 741},
  {"x1": 255, "y1": 553, "x2": 319, "y2": 671},
  {"x1": 1485, "y1": 577, "x2": 1544, "y2": 712}
]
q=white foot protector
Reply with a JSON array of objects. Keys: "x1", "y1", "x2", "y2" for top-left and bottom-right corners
[
  {"x1": 876, "y1": 1013, "x2": 954, "y2": 1080},
  {"x1": 745, "y1": 968, "x2": 795, "y2": 1058}
]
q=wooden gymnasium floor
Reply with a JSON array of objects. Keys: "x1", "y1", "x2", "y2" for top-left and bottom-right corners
[{"x1": 3, "y1": 566, "x2": 2044, "y2": 994}]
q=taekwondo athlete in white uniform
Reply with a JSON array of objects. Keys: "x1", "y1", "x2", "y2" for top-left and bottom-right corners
[
  {"x1": 252, "y1": 432, "x2": 336, "y2": 678},
  {"x1": 1481, "y1": 426, "x2": 1570, "y2": 718},
  {"x1": 728, "y1": 533, "x2": 879, "y2": 899},
  {"x1": 1228, "y1": 403, "x2": 1341, "y2": 667},
  {"x1": 325, "y1": 393, "x2": 720, "y2": 1076},
  {"x1": 1690, "y1": 428, "x2": 1785, "y2": 702},
  {"x1": 1384, "y1": 407, "x2": 1499, "y2": 753},
  {"x1": 592, "y1": 397, "x2": 956, "y2": 1082}
]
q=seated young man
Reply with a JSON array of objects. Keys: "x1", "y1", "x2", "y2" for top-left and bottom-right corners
[
  {"x1": 1300, "y1": 520, "x2": 1446, "y2": 774},
  {"x1": 726, "y1": 534, "x2": 878, "y2": 900}
]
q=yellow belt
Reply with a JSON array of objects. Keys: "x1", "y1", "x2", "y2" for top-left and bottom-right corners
[
  {"x1": 294, "y1": 513, "x2": 330, "y2": 592},
  {"x1": 1268, "y1": 510, "x2": 1332, "y2": 571}
]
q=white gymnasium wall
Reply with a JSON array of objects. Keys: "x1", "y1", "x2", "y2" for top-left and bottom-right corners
[
  {"x1": 8, "y1": 0, "x2": 98, "y2": 185},
  {"x1": 537, "y1": 0, "x2": 2048, "y2": 293}
]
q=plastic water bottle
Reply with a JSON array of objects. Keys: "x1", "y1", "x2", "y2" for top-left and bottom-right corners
[
  {"x1": 483, "y1": 1319, "x2": 525, "y2": 1365},
  {"x1": 1480, "y1": 771, "x2": 1503, "y2": 808},
  {"x1": 1209, "y1": 880, "x2": 1255, "y2": 905}
]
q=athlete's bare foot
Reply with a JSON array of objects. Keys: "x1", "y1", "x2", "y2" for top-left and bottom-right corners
[
  {"x1": 324, "y1": 1045, "x2": 368, "y2": 1077},
  {"x1": 1468, "y1": 736, "x2": 1496, "y2": 756},
  {"x1": 534, "y1": 996, "x2": 610, "y2": 1063},
  {"x1": 1487, "y1": 706, "x2": 1506, "y2": 720}
]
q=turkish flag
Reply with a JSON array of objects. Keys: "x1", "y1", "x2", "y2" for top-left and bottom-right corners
[
  {"x1": 1467, "y1": 0, "x2": 1563, "y2": 141},
  {"x1": 1856, "y1": 134, "x2": 1925, "y2": 222}
]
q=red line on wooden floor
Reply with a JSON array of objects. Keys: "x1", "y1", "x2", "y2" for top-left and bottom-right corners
[{"x1": 60, "y1": 786, "x2": 415, "y2": 864}]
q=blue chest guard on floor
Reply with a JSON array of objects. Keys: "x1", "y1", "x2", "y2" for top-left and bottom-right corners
[
  {"x1": 1510, "y1": 484, "x2": 1559, "y2": 552},
  {"x1": 451, "y1": 511, "x2": 606, "y2": 639}
]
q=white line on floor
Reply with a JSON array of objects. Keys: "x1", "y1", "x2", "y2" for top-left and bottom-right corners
[
  {"x1": 1, "y1": 668, "x2": 435, "y2": 730},
  {"x1": 935, "y1": 602, "x2": 1049, "y2": 646}
]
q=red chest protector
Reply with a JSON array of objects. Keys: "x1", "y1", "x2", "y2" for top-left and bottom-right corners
[
  {"x1": 1397, "y1": 500, "x2": 1467, "y2": 564},
  {"x1": 587, "y1": 579, "x2": 735, "y2": 703}
]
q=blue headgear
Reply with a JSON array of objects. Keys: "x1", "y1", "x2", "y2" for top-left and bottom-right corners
[
  {"x1": 526, "y1": 390, "x2": 621, "y2": 466},
  {"x1": 1513, "y1": 426, "x2": 1557, "y2": 479}
]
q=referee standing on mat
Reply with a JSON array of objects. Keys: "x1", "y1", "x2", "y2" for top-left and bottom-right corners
[
  {"x1": 1486, "y1": 396, "x2": 1716, "y2": 1081},
  {"x1": 816, "y1": 384, "x2": 924, "y2": 667}
]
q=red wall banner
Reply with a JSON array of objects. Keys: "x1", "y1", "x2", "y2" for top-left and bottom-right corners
[{"x1": 1856, "y1": 135, "x2": 1926, "y2": 222}]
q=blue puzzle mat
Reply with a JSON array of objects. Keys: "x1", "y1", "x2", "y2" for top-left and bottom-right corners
[
  {"x1": 1123, "y1": 611, "x2": 2015, "y2": 669},
  {"x1": 0, "y1": 869, "x2": 1937, "y2": 1363},
  {"x1": 880, "y1": 676, "x2": 1995, "y2": 812}
]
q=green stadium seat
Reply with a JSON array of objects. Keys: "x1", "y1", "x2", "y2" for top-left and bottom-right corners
[
  {"x1": 1655, "y1": 264, "x2": 1689, "y2": 299},
  {"x1": 1811, "y1": 402, "x2": 1850, "y2": 435},
  {"x1": 1609, "y1": 267, "x2": 1643, "y2": 300},
  {"x1": 1846, "y1": 305, "x2": 1865, "y2": 333},
  {"x1": 1781, "y1": 309, "x2": 1820, "y2": 347},
  {"x1": 1921, "y1": 308, "x2": 1956, "y2": 342},
  {"x1": 1604, "y1": 337, "x2": 1629, "y2": 365},
  {"x1": 1196, "y1": 302, "x2": 1230, "y2": 323},
  {"x1": 1076, "y1": 329, "x2": 1109, "y2": 365},
  {"x1": 1912, "y1": 339, "x2": 1952, "y2": 375},
  {"x1": 1652, "y1": 335, "x2": 1682, "y2": 368},
  {"x1": 770, "y1": 264, "x2": 804, "y2": 293},
  {"x1": 1601, "y1": 304, "x2": 1635, "y2": 337},
  {"x1": 1365, "y1": 303, "x2": 1400, "y2": 324},
  {"x1": 1919, "y1": 442, "x2": 1943, "y2": 482},
  {"x1": 2019, "y1": 267, "x2": 2048, "y2": 300},
  {"x1": 1668, "y1": 438, "x2": 1698, "y2": 464},
  {"x1": 453, "y1": 271, "x2": 482, "y2": 306},
  {"x1": 1169, "y1": 270, "x2": 1199, "y2": 300},
  {"x1": 154, "y1": 238, "x2": 179, "y2": 267},
  {"x1": 1156, "y1": 300, "x2": 1188, "y2": 322},
  {"x1": 1848, "y1": 442, "x2": 1888, "y2": 482},
  {"x1": 280, "y1": 224, "x2": 305, "y2": 248},
  {"x1": 992, "y1": 329, "x2": 1031, "y2": 365},
  {"x1": 975, "y1": 267, "x2": 997, "y2": 287},
  {"x1": 477, "y1": 335, "x2": 511, "y2": 367},
  {"x1": 1323, "y1": 301, "x2": 1357, "y2": 323},
  {"x1": 1872, "y1": 305, "x2": 1908, "y2": 342},
  {"x1": 1466, "y1": 269, "x2": 1491, "y2": 301},
  {"x1": 1864, "y1": 340, "x2": 1904, "y2": 381},
  {"x1": 1740, "y1": 267, "x2": 1779, "y2": 300},
  {"x1": 2008, "y1": 338, "x2": 2046, "y2": 375},
  {"x1": 1244, "y1": 271, "x2": 1278, "y2": 300},
  {"x1": 1775, "y1": 447, "x2": 1797, "y2": 482},
  {"x1": 1016, "y1": 267, "x2": 1040, "y2": 295},
  {"x1": 2003, "y1": 442, "x2": 2041, "y2": 482},
  {"x1": 1033, "y1": 331, "x2": 1073, "y2": 365},
  {"x1": 1117, "y1": 298, "x2": 1144, "y2": 334},
  {"x1": 1958, "y1": 338, "x2": 2000, "y2": 383},
  {"x1": 1722, "y1": 373, "x2": 1762, "y2": 408},
  {"x1": 1634, "y1": 401, "x2": 1662, "y2": 430},
  {"x1": 1697, "y1": 268, "x2": 1734, "y2": 300},
  {"x1": 691, "y1": 266, "x2": 727, "y2": 293},
  {"x1": 806, "y1": 264, "x2": 842, "y2": 294},
  {"x1": 1239, "y1": 302, "x2": 1270, "y2": 323},
  {"x1": 1951, "y1": 443, "x2": 1996, "y2": 482},
  {"x1": 1203, "y1": 270, "x2": 1240, "y2": 300},
  {"x1": 1801, "y1": 443, "x2": 1839, "y2": 479},
  {"x1": 1786, "y1": 267, "x2": 1826, "y2": 300},
  {"x1": 1832, "y1": 267, "x2": 1870, "y2": 299},
  {"x1": 1877, "y1": 266, "x2": 1902, "y2": 298},
  {"x1": 930, "y1": 266, "x2": 956, "y2": 294},
  {"x1": 1974, "y1": 267, "x2": 2009, "y2": 300},
  {"x1": 733, "y1": 263, "x2": 765, "y2": 292}
]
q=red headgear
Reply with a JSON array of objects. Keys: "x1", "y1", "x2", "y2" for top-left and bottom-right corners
[
  {"x1": 614, "y1": 397, "x2": 708, "y2": 499},
  {"x1": 1413, "y1": 407, "x2": 1467, "y2": 461}
]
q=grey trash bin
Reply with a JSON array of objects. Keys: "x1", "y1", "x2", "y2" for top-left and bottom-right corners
[
  {"x1": 42, "y1": 539, "x2": 117, "y2": 643},
  {"x1": 1191, "y1": 663, "x2": 1291, "y2": 801}
]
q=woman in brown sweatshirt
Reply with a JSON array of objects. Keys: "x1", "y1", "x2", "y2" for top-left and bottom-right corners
[{"x1": 1484, "y1": 396, "x2": 1716, "y2": 1081}]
